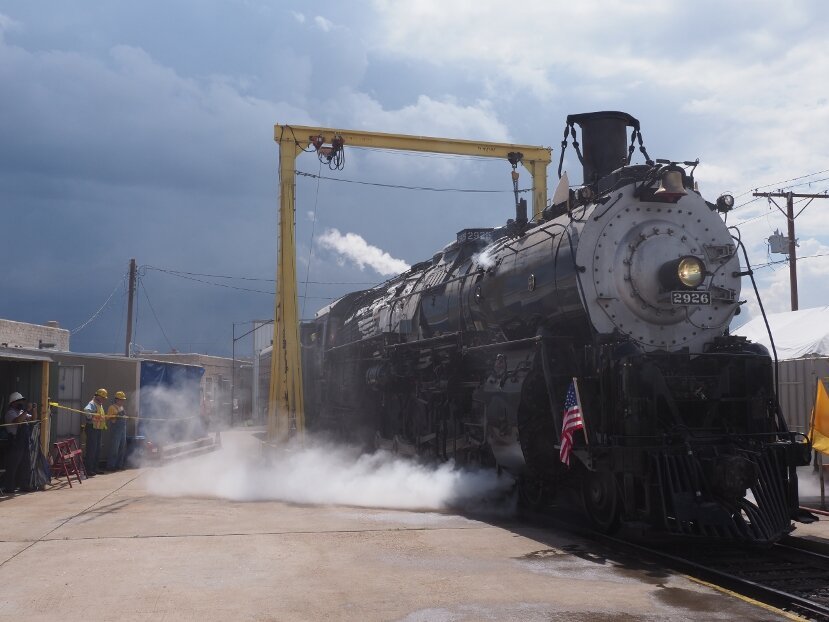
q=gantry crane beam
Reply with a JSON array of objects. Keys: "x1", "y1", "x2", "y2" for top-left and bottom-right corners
[{"x1": 268, "y1": 124, "x2": 552, "y2": 442}]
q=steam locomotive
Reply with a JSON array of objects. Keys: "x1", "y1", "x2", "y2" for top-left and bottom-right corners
[{"x1": 298, "y1": 111, "x2": 812, "y2": 543}]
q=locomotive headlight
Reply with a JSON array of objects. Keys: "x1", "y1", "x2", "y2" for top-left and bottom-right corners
[
  {"x1": 659, "y1": 255, "x2": 707, "y2": 290},
  {"x1": 677, "y1": 256, "x2": 705, "y2": 288}
]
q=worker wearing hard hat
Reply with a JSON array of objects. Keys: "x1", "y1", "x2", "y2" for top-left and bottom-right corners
[
  {"x1": 83, "y1": 388, "x2": 109, "y2": 476},
  {"x1": 2, "y1": 392, "x2": 34, "y2": 493},
  {"x1": 105, "y1": 391, "x2": 128, "y2": 472}
]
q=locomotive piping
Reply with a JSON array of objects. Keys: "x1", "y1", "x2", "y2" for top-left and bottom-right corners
[
  {"x1": 591, "y1": 192, "x2": 623, "y2": 221},
  {"x1": 730, "y1": 229, "x2": 781, "y2": 407}
]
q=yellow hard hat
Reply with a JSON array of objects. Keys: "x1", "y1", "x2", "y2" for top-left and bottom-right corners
[
  {"x1": 95, "y1": 388, "x2": 108, "y2": 399},
  {"x1": 115, "y1": 391, "x2": 127, "y2": 400}
]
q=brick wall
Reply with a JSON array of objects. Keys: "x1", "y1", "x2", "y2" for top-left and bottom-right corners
[{"x1": 0, "y1": 318, "x2": 70, "y2": 351}]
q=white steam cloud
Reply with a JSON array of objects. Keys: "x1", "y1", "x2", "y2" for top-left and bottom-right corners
[
  {"x1": 318, "y1": 228, "x2": 410, "y2": 276},
  {"x1": 138, "y1": 384, "x2": 210, "y2": 447},
  {"x1": 473, "y1": 246, "x2": 498, "y2": 270},
  {"x1": 799, "y1": 466, "x2": 828, "y2": 500},
  {"x1": 147, "y1": 432, "x2": 514, "y2": 512}
]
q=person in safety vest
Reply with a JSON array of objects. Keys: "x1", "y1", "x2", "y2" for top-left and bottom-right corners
[
  {"x1": 105, "y1": 391, "x2": 128, "y2": 471},
  {"x1": 83, "y1": 388, "x2": 108, "y2": 476},
  {"x1": 2, "y1": 392, "x2": 35, "y2": 493}
]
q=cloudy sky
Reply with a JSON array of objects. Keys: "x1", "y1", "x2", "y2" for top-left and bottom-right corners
[{"x1": 2, "y1": 1, "x2": 828, "y2": 357}]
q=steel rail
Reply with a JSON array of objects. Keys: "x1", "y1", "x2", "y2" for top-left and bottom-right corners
[
  {"x1": 627, "y1": 540, "x2": 829, "y2": 622},
  {"x1": 516, "y1": 506, "x2": 829, "y2": 621}
]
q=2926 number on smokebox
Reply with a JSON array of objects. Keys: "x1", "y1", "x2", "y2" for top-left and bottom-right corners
[{"x1": 671, "y1": 291, "x2": 711, "y2": 305}]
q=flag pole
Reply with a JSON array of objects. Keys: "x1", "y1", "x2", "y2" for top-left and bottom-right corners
[
  {"x1": 811, "y1": 378, "x2": 826, "y2": 510},
  {"x1": 572, "y1": 377, "x2": 589, "y2": 446}
]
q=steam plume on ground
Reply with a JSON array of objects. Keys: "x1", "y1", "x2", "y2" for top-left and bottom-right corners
[
  {"x1": 146, "y1": 432, "x2": 515, "y2": 512},
  {"x1": 798, "y1": 465, "x2": 827, "y2": 499},
  {"x1": 138, "y1": 384, "x2": 209, "y2": 447}
]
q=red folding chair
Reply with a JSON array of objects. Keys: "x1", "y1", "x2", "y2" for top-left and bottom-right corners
[
  {"x1": 65, "y1": 437, "x2": 88, "y2": 479},
  {"x1": 50, "y1": 440, "x2": 83, "y2": 487}
]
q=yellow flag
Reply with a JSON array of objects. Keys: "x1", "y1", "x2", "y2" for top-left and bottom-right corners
[{"x1": 809, "y1": 378, "x2": 829, "y2": 455}]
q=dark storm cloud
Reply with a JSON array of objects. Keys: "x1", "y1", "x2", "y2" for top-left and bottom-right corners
[
  {"x1": 3, "y1": 1, "x2": 826, "y2": 354},
  {"x1": 0, "y1": 9, "x2": 311, "y2": 354},
  {"x1": 0, "y1": 3, "x2": 518, "y2": 355}
]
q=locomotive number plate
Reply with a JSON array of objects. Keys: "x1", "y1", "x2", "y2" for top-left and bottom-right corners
[{"x1": 671, "y1": 291, "x2": 711, "y2": 305}]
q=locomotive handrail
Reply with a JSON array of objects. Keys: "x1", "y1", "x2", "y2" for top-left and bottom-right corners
[
  {"x1": 461, "y1": 335, "x2": 543, "y2": 355},
  {"x1": 730, "y1": 229, "x2": 782, "y2": 417},
  {"x1": 384, "y1": 332, "x2": 461, "y2": 351}
]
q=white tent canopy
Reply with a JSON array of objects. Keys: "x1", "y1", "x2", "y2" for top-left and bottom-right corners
[{"x1": 732, "y1": 306, "x2": 829, "y2": 360}]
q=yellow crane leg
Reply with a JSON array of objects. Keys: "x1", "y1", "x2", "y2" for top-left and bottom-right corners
[{"x1": 268, "y1": 139, "x2": 305, "y2": 443}]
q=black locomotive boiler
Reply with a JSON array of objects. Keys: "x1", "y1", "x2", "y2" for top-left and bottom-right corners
[{"x1": 298, "y1": 111, "x2": 811, "y2": 543}]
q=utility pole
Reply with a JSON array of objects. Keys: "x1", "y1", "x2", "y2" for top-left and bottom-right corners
[
  {"x1": 753, "y1": 191, "x2": 829, "y2": 311},
  {"x1": 125, "y1": 258, "x2": 137, "y2": 356}
]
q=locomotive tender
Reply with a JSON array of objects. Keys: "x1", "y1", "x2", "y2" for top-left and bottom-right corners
[{"x1": 299, "y1": 111, "x2": 811, "y2": 543}]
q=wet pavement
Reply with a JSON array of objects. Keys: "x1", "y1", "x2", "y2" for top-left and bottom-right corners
[{"x1": 0, "y1": 430, "x2": 817, "y2": 621}]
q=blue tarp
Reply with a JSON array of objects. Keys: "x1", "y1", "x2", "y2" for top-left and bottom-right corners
[{"x1": 138, "y1": 360, "x2": 205, "y2": 442}]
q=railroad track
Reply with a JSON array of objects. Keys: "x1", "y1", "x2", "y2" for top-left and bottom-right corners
[
  {"x1": 628, "y1": 536, "x2": 829, "y2": 621},
  {"x1": 518, "y1": 506, "x2": 829, "y2": 621}
]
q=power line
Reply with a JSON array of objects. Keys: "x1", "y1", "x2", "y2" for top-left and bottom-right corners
[
  {"x1": 753, "y1": 252, "x2": 829, "y2": 270},
  {"x1": 140, "y1": 278, "x2": 175, "y2": 352},
  {"x1": 295, "y1": 170, "x2": 531, "y2": 193},
  {"x1": 71, "y1": 274, "x2": 126, "y2": 334},
  {"x1": 302, "y1": 160, "x2": 323, "y2": 318},
  {"x1": 732, "y1": 190, "x2": 828, "y2": 226},
  {"x1": 144, "y1": 267, "x2": 336, "y2": 300},
  {"x1": 143, "y1": 265, "x2": 275, "y2": 282},
  {"x1": 142, "y1": 265, "x2": 375, "y2": 286},
  {"x1": 735, "y1": 168, "x2": 829, "y2": 199}
]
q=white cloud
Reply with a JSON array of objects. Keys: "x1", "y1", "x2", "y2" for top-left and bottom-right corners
[
  {"x1": 314, "y1": 15, "x2": 335, "y2": 32},
  {"x1": 317, "y1": 228, "x2": 410, "y2": 276},
  {"x1": 368, "y1": 1, "x2": 829, "y2": 198},
  {"x1": 341, "y1": 92, "x2": 511, "y2": 142},
  {"x1": 291, "y1": 11, "x2": 306, "y2": 24},
  {"x1": 0, "y1": 12, "x2": 20, "y2": 36}
]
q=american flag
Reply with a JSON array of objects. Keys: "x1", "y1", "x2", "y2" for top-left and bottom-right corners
[{"x1": 560, "y1": 380, "x2": 584, "y2": 466}]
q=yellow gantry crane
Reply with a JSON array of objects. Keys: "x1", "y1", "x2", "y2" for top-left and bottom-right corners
[{"x1": 268, "y1": 124, "x2": 552, "y2": 442}]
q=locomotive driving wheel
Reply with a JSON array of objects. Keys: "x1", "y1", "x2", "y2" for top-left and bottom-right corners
[
  {"x1": 517, "y1": 476, "x2": 548, "y2": 510},
  {"x1": 582, "y1": 470, "x2": 620, "y2": 533}
]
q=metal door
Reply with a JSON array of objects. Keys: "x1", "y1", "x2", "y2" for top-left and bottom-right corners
[{"x1": 57, "y1": 365, "x2": 83, "y2": 438}]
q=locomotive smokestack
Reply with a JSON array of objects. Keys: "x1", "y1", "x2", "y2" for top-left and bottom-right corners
[{"x1": 566, "y1": 111, "x2": 640, "y2": 185}]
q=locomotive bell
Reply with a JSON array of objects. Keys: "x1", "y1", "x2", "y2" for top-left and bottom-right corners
[{"x1": 654, "y1": 166, "x2": 687, "y2": 200}]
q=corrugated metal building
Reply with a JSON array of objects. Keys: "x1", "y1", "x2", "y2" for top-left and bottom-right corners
[
  {"x1": 733, "y1": 308, "x2": 829, "y2": 435},
  {"x1": 778, "y1": 357, "x2": 829, "y2": 434}
]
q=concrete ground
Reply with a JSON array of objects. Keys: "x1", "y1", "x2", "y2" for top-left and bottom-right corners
[{"x1": 0, "y1": 431, "x2": 813, "y2": 622}]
